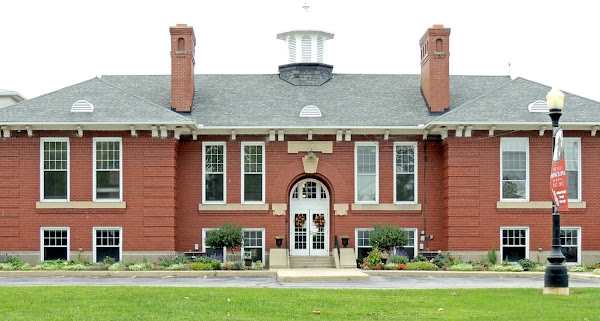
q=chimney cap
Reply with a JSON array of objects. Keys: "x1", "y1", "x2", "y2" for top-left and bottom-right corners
[
  {"x1": 432, "y1": 24, "x2": 444, "y2": 28},
  {"x1": 174, "y1": 24, "x2": 190, "y2": 28}
]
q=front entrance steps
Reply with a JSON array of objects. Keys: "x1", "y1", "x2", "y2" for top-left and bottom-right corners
[
  {"x1": 276, "y1": 268, "x2": 370, "y2": 281},
  {"x1": 289, "y1": 255, "x2": 335, "y2": 268}
]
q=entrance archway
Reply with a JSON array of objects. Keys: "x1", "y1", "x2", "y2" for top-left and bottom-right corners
[{"x1": 289, "y1": 178, "x2": 330, "y2": 256}]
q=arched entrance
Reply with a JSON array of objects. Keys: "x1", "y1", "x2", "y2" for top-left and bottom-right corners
[{"x1": 289, "y1": 178, "x2": 330, "y2": 256}]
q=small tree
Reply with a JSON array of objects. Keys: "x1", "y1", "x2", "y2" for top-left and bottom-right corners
[
  {"x1": 205, "y1": 223, "x2": 244, "y2": 263},
  {"x1": 369, "y1": 224, "x2": 408, "y2": 252}
]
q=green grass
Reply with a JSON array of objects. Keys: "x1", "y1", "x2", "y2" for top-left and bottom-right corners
[{"x1": 1, "y1": 287, "x2": 599, "y2": 320}]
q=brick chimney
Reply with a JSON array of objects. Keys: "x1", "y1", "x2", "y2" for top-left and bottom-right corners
[
  {"x1": 420, "y1": 25, "x2": 450, "y2": 113},
  {"x1": 170, "y1": 24, "x2": 196, "y2": 112}
]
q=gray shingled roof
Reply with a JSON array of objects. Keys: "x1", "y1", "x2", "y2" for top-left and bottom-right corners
[
  {"x1": 101, "y1": 74, "x2": 512, "y2": 127},
  {"x1": 0, "y1": 78, "x2": 192, "y2": 124},
  {"x1": 431, "y1": 78, "x2": 600, "y2": 124},
  {"x1": 2, "y1": 73, "x2": 597, "y2": 128}
]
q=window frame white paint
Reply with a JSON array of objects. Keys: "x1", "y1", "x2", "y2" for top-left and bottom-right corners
[
  {"x1": 354, "y1": 142, "x2": 379, "y2": 204},
  {"x1": 92, "y1": 227, "x2": 123, "y2": 263},
  {"x1": 40, "y1": 227, "x2": 70, "y2": 261},
  {"x1": 400, "y1": 228, "x2": 419, "y2": 258},
  {"x1": 560, "y1": 226, "x2": 581, "y2": 264},
  {"x1": 241, "y1": 228, "x2": 265, "y2": 263},
  {"x1": 354, "y1": 228, "x2": 374, "y2": 259},
  {"x1": 202, "y1": 228, "x2": 227, "y2": 263},
  {"x1": 202, "y1": 142, "x2": 227, "y2": 204},
  {"x1": 500, "y1": 226, "x2": 529, "y2": 262},
  {"x1": 241, "y1": 142, "x2": 265, "y2": 204},
  {"x1": 563, "y1": 138, "x2": 582, "y2": 202},
  {"x1": 40, "y1": 138, "x2": 70, "y2": 202},
  {"x1": 393, "y1": 142, "x2": 418, "y2": 204},
  {"x1": 93, "y1": 137, "x2": 123, "y2": 202},
  {"x1": 500, "y1": 138, "x2": 529, "y2": 202}
]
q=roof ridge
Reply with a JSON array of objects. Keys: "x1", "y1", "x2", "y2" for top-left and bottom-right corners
[
  {"x1": 97, "y1": 77, "x2": 194, "y2": 123},
  {"x1": 428, "y1": 76, "x2": 517, "y2": 123}
]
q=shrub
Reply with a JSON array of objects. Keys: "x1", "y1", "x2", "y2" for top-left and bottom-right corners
[
  {"x1": 405, "y1": 262, "x2": 439, "y2": 271},
  {"x1": 449, "y1": 263, "x2": 474, "y2": 271},
  {"x1": 64, "y1": 264, "x2": 87, "y2": 271},
  {"x1": 205, "y1": 223, "x2": 244, "y2": 261},
  {"x1": 517, "y1": 258, "x2": 538, "y2": 271},
  {"x1": 195, "y1": 257, "x2": 222, "y2": 270},
  {"x1": 102, "y1": 256, "x2": 116, "y2": 266},
  {"x1": 158, "y1": 255, "x2": 190, "y2": 267},
  {"x1": 128, "y1": 262, "x2": 153, "y2": 271},
  {"x1": 388, "y1": 254, "x2": 409, "y2": 265},
  {"x1": 0, "y1": 254, "x2": 25, "y2": 267},
  {"x1": 0, "y1": 263, "x2": 17, "y2": 270},
  {"x1": 383, "y1": 263, "x2": 398, "y2": 270},
  {"x1": 368, "y1": 224, "x2": 408, "y2": 251},
  {"x1": 250, "y1": 260, "x2": 264, "y2": 270},
  {"x1": 488, "y1": 247, "x2": 497, "y2": 265},
  {"x1": 165, "y1": 263, "x2": 186, "y2": 271},
  {"x1": 190, "y1": 262, "x2": 213, "y2": 270},
  {"x1": 362, "y1": 248, "x2": 383, "y2": 269},
  {"x1": 108, "y1": 263, "x2": 126, "y2": 271},
  {"x1": 412, "y1": 255, "x2": 428, "y2": 263},
  {"x1": 489, "y1": 264, "x2": 524, "y2": 272},
  {"x1": 593, "y1": 269, "x2": 600, "y2": 275},
  {"x1": 568, "y1": 265, "x2": 587, "y2": 272},
  {"x1": 231, "y1": 260, "x2": 245, "y2": 270},
  {"x1": 432, "y1": 251, "x2": 457, "y2": 268}
]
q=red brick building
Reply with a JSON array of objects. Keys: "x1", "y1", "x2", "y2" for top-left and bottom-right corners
[{"x1": 1, "y1": 24, "x2": 599, "y2": 266}]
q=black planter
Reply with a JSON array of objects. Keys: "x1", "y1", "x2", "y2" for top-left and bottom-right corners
[
  {"x1": 275, "y1": 238, "x2": 283, "y2": 248},
  {"x1": 245, "y1": 258, "x2": 253, "y2": 267},
  {"x1": 341, "y1": 238, "x2": 349, "y2": 248}
]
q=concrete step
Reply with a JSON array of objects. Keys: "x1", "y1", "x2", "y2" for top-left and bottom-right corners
[
  {"x1": 289, "y1": 255, "x2": 335, "y2": 268},
  {"x1": 276, "y1": 268, "x2": 370, "y2": 281}
]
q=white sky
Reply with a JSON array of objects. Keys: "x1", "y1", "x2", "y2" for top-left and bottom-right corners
[{"x1": 2, "y1": 0, "x2": 599, "y2": 102}]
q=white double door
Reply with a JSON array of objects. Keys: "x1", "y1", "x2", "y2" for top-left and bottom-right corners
[{"x1": 289, "y1": 179, "x2": 329, "y2": 256}]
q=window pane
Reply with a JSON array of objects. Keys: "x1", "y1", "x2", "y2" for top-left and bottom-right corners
[
  {"x1": 396, "y1": 174, "x2": 415, "y2": 202},
  {"x1": 566, "y1": 170, "x2": 578, "y2": 199},
  {"x1": 357, "y1": 146, "x2": 376, "y2": 174},
  {"x1": 502, "y1": 247, "x2": 525, "y2": 262},
  {"x1": 357, "y1": 175, "x2": 376, "y2": 201},
  {"x1": 561, "y1": 247, "x2": 578, "y2": 263},
  {"x1": 44, "y1": 247, "x2": 68, "y2": 261},
  {"x1": 205, "y1": 174, "x2": 224, "y2": 201},
  {"x1": 502, "y1": 181, "x2": 526, "y2": 199},
  {"x1": 96, "y1": 247, "x2": 120, "y2": 263},
  {"x1": 244, "y1": 174, "x2": 262, "y2": 201},
  {"x1": 96, "y1": 171, "x2": 120, "y2": 199},
  {"x1": 44, "y1": 171, "x2": 67, "y2": 199}
]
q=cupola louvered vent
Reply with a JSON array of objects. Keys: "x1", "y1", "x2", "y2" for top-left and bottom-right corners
[
  {"x1": 317, "y1": 37, "x2": 324, "y2": 63},
  {"x1": 71, "y1": 100, "x2": 94, "y2": 112},
  {"x1": 528, "y1": 100, "x2": 549, "y2": 113},
  {"x1": 300, "y1": 105, "x2": 322, "y2": 117},
  {"x1": 288, "y1": 36, "x2": 296, "y2": 62},
  {"x1": 302, "y1": 35, "x2": 311, "y2": 62}
]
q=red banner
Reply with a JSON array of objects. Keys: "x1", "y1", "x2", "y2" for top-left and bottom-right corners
[{"x1": 550, "y1": 129, "x2": 568, "y2": 212}]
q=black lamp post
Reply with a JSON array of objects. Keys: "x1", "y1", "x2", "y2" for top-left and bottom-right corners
[{"x1": 543, "y1": 87, "x2": 569, "y2": 295}]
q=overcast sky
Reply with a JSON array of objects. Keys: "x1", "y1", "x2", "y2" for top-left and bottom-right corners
[{"x1": 2, "y1": 0, "x2": 599, "y2": 102}]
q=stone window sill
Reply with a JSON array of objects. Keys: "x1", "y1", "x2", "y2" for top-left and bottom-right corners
[
  {"x1": 351, "y1": 203, "x2": 422, "y2": 211},
  {"x1": 36, "y1": 201, "x2": 127, "y2": 209},
  {"x1": 496, "y1": 201, "x2": 586, "y2": 209},
  {"x1": 198, "y1": 203, "x2": 269, "y2": 211}
]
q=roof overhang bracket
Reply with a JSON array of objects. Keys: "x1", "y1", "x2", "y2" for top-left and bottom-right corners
[
  {"x1": 130, "y1": 125, "x2": 137, "y2": 137},
  {"x1": 151, "y1": 125, "x2": 158, "y2": 138},
  {"x1": 384, "y1": 129, "x2": 390, "y2": 141},
  {"x1": 26, "y1": 125, "x2": 33, "y2": 137},
  {"x1": 269, "y1": 130, "x2": 276, "y2": 141},
  {"x1": 231, "y1": 129, "x2": 236, "y2": 141},
  {"x1": 488, "y1": 126, "x2": 495, "y2": 137},
  {"x1": 455, "y1": 125, "x2": 464, "y2": 137},
  {"x1": 307, "y1": 129, "x2": 313, "y2": 141},
  {"x1": 77, "y1": 125, "x2": 83, "y2": 137},
  {"x1": 1, "y1": 126, "x2": 10, "y2": 138},
  {"x1": 160, "y1": 125, "x2": 168, "y2": 138},
  {"x1": 592, "y1": 126, "x2": 599, "y2": 136},
  {"x1": 464, "y1": 126, "x2": 473, "y2": 138},
  {"x1": 344, "y1": 129, "x2": 352, "y2": 141},
  {"x1": 539, "y1": 126, "x2": 547, "y2": 136},
  {"x1": 336, "y1": 129, "x2": 343, "y2": 142},
  {"x1": 278, "y1": 130, "x2": 284, "y2": 142}
]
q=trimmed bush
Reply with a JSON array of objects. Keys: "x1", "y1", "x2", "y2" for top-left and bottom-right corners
[
  {"x1": 388, "y1": 254, "x2": 409, "y2": 265},
  {"x1": 568, "y1": 265, "x2": 587, "y2": 272},
  {"x1": 108, "y1": 263, "x2": 126, "y2": 271},
  {"x1": 449, "y1": 263, "x2": 474, "y2": 271},
  {"x1": 517, "y1": 258, "x2": 538, "y2": 271},
  {"x1": 489, "y1": 264, "x2": 524, "y2": 272},
  {"x1": 190, "y1": 262, "x2": 213, "y2": 270},
  {"x1": 405, "y1": 262, "x2": 439, "y2": 271},
  {"x1": 593, "y1": 269, "x2": 600, "y2": 275},
  {"x1": 128, "y1": 262, "x2": 153, "y2": 271},
  {"x1": 368, "y1": 224, "x2": 408, "y2": 252}
]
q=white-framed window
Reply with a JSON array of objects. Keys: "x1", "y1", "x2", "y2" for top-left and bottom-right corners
[
  {"x1": 93, "y1": 138, "x2": 122, "y2": 201},
  {"x1": 500, "y1": 227, "x2": 529, "y2": 262},
  {"x1": 355, "y1": 142, "x2": 379, "y2": 203},
  {"x1": 564, "y1": 138, "x2": 581, "y2": 201},
  {"x1": 40, "y1": 138, "x2": 69, "y2": 201},
  {"x1": 202, "y1": 142, "x2": 226, "y2": 203},
  {"x1": 241, "y1": 142, "x2": 265, "y2": 203},
  {"x1": 500, "y1": 138, "x2": 529, "y2": 201},
  {"x1": 202, "y1": 228, "x2": 226, "y2": 263},
  {"x1": 355, "y1": 228, "x2": 373, "y2": 261},
  {"x1": 560, "y1": 227, "x2": 581, "y2": 264},
  {"x1": 40, "y1": 227, "x2": 70, "y2": 261},
  {"x1": 242, "y1": 228, "x2": 265, "y2": 263},
  {"x1": 394, "y1": 142, "x2": 417, "y2": 203},
  {"x1": 93, "y1": 227, "x2": 122, "y2": 263},
  {"x1": 355, "y1": 227, "x2": 418, "y2": 260}
]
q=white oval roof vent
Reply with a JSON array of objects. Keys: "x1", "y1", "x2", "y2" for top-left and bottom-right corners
[
  {"x1": 71, "y1": 100, "x2": 94, "y2": 112},
  {"x1": 528, "y1": 100, "x2": 548, "y2": 113},
  {"x1": 300, "y1": 105, "x2": 322, "y2": 118}
]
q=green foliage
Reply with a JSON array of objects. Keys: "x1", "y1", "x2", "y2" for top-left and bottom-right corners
[
  {"x1": 432, "y1": 251, "x2": 457, "y2": 268},
  {"x1": 63, "y1": 264, "x2": 87, "y2": 271},
  {"x1": 128, "y1": 262, "x2": 154, "y2": 271},
  {"x1": 205, "y1": 223, "x2": 244, "y2": 250},
  {"x1": 362, "y1": 248, "x2": 383, "y2": 269},
  {"x1": 368, "y1": 224, "x2": 408, "y2": 251},
  {"x1": 190, "y1": 262, "x2": 213, "y2": 270},
  {"x1": 102, "y1": 256, "x2": 116, "y2": 266},
  {"x1": 164, "y1": 263, "x2": 186, "y2": 271},
  {"x1": 108, "y1": 263, "x2": 126, "y2": 271},
  {"x1": 517, "y1": 258, "x2": 539, "y2": 271},
  {"x1": 157, "y1": 255, "x2": 190, "y2": 267},
  {"x1": 449, "y1": 263, "x2": 475, "y2": 271},
  {"x1": 0, "y1": 254, "x2": 25, "y2": 267},
  {"x1": 405, "y1": 262, "x2": 439, "y2": 270},
  {"x1": 383, "y1": 263, "x2": 399, "y2": 270},
  {"x1": 412, "y1": 255, "x2": 428, "y2": 262},
  {"x1": 489, "y1": 264, "x2": 524, "y2": 272},
  {"x1": 250, "y1": 260, "x2": 264, "y2": 270},
  {"x1": 593, "y1": 269, "x2": 600, "y2": 275},
  {"x1": 487, "y1": 247, "x2": 497, "y2": 265},
  {"x1": 195, "y1": 256, "x2": 222, "y2": 270},
  {"x1": 231, "y1": 260, "x2": 245, "y2": 270},
  {"x1": 388, "y1": 254, "x2": 409, "y2": 265},
  {"x1": 568, "y1": 265, "x2": 587, "y2": 272}
]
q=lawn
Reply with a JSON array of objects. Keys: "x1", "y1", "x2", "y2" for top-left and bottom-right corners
[{"x1": 1, "y1": 287, "x2": 598, "y2": 320}]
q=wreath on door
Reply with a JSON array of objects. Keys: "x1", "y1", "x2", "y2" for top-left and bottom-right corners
[
  {"x1": 313, "y1": 215, "x2": 325, "y2": 228},
  {"x1": 294, "y1": 215, "x2": 306, "y2": 227}
]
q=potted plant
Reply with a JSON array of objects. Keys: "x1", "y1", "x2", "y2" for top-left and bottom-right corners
[
  {"x1": 275, "y1": 235, "x2": 284, "y2": 248},
  {"x1": 205, "y1": 223, "x2": 244, "y2": 264},
  {"x1": 340, "y1": 235, "x2": 350, "y2": 248},
  {"x1": 368, "y1": 224, "x2": 408, "y2": 263}
]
